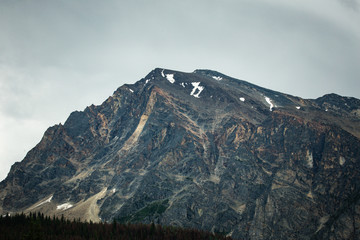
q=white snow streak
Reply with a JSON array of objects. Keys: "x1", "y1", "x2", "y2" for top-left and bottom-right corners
[
  {"x1": 212, "y1": 76, "x2": 223, "y2": 81},
  {"x1": 239, "y1": 97, "x2": 245, "y2": 102},
  {"x1": 145, "y1": 79, "x2": 150, "y2": 85},
  {"x1": 180, "y1": 82, "x2": 185, "y2": 88},
  {"x1": 57, "y1": 203, "x2": 73, "y2": 211},
  {"x1": 34, "y1": 195, "x2": 53, "y2": 208},
  {"x1": 112, "y1": 188, "x2": 116, "y2": 193},
  {"x1": 265, "y1": 97, "x2": 274, "y2": 111},
  {"x1": 129, "y1": 88, "x2": 134, "y2": 93},
  {"x1": 160, "y1": 69, "x2": 175, "y2": 83},
  {"x1": 165, "y1": 74, "x2": 175, "y2": 84},
  {"x1": 190, "y1": 82, "x2": 204, "y2": 98},
  {"x1": 296, "y1": 106, "x2": 301, "y2": 110}
]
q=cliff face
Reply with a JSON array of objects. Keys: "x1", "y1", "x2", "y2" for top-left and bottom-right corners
[{"x1": 1, "y1": 68, "x2": 360, "y2": 239}]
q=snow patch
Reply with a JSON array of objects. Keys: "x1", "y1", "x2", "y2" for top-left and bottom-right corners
[
  {"x1": 190, "y1": 82, "x2": 204, "y2": 98},
  {"x1": 239, "y1": 97, "x2": 245, "y2": 102},
  {"x1": 112, "y1": 188, "x2": 116, "y2": 193},
  {"x1": 129, "y1": 88, "x2": 134, "y2": 93},
  {"x1": 165, "y1": 74, "x2": 175, "y2": 83},
  {"x1": 212, "y1": 76, "x2": 222, "y2": 81},
  {"x1": 180, "y1": 82, "x2": 185, "y2": 88},
  {"x1": 161, "y1": 69, "x2": 175, "y2": 83},
  {"x1": 34, "y1": 195, "x2": 53, "y2": 208},
  {"x1": 265, "y1": 97, "x2": 274, "y2": 111},
  {"x1": 145, "y1": 79, "x2": 150, "y2": 85},
  {"x1": 57, "y1": 203, "x2": 73, "y2": 211},
  {"x1": 296, "y1": 106, "x2": 301, "y2": 110}
]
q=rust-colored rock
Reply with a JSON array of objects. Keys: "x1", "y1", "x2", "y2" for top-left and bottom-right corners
[{"x1": 1, "y1": 68, "x2": 360, "y2": 239}]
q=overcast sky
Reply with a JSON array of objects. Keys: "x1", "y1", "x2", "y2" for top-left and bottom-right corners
[{"x1": 0, "y1": 0, "x2": 359, "y2": 181}]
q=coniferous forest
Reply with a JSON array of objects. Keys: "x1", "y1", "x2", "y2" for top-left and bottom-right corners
[{"x1": 0, "y1": 213, "x2": 235, "y2": 240}]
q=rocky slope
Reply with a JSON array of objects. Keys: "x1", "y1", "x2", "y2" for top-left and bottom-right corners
[{"x1": 1, "y1": 68, "x2": 360, "y2": 239}]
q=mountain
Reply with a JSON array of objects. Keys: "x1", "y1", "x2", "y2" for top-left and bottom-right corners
[{"x1": 1, "y1": 68, "x2": 360, "y2": 239}]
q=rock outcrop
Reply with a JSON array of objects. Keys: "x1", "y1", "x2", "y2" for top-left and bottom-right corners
[{"x1": 1, "y1": 68, "x2": 360, "y2": 239}]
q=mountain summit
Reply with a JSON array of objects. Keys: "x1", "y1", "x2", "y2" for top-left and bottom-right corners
[{"x1": 1, "y1": 68, "x2": 360, "y2": 239}]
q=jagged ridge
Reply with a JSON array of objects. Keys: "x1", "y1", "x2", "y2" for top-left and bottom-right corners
[{"x1": 1, "y1": 68, "x2": 360, "y2": 239}]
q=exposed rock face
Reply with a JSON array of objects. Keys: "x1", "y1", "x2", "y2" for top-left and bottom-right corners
[{"x1": 1, "y1": 68, "x2": 360, "y2": 239}]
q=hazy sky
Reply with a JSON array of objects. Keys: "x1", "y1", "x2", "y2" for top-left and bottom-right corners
[{"x1": 0, "y1": 0, "x2": 359, "y2": 181}]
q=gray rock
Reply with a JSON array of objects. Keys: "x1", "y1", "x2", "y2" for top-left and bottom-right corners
[{"x1": 1, "y1": 68, "x2": 360, "y2": 239}]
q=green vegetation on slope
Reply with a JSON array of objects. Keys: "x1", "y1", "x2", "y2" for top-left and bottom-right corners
[{"x1": 118, "y1": 199, "x2": 169, "y2": 223}]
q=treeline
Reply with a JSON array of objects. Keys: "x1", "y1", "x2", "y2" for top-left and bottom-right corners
[{"x1": 0, "y1": 212, "x2": 235, "y2": 240}]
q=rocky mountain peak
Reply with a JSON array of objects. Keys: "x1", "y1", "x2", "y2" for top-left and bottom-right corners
[
  {"x1": 315, "y1": 93, "x2": 360, "y2": 115},
  {"x1": 1, "y1": 69, "x2": 360, "y2": 239}
]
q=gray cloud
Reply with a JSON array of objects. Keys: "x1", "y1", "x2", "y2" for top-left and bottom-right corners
[
  {"x1": 0, "y1": 0, "x2": 359, "y2": 180},
  {"x1": 338, "y1": 0, "x2": 359, "y2": 10}
]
